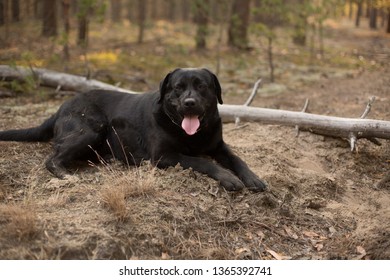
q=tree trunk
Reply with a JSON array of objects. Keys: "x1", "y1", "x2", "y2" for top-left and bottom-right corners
[
  {"x1": 228, "y1": 0, "x2": 250, "y2": 49},
  {"x1": 0, "y1": 0, "x2": 4, "y2": 25},
  {"x1": 111, "y1": 0, "x2": 122, "y2": 22},
  {"x1": 78, "y1": 15, "x2": 88, "y2": 47},
  {"x1": 218, "y1": 105, "x2": 390, "y2": 141},
  {"x1": 387, "y1": 8, "x2": 390, "y2": 33},
  {"x1": 24, "y1": 0, "x2": 31, "y2": 17},
  {"x1": 166, "y1": 0, "x2": 175, "y2": 22},
  {"x1": 77, "y1": 1, "x2": 92, "y2": 47},
  {"x1": 149, "y1": 0, "x2": 157, "y2": 20},
  {"x1": 267, "y1": 36, "x2": 275, "y2": 83},
  {"x1": 137, "y1": 0, "x2": 146, "y2": 44},
  {"x1": 369, "y1": 7, "x2": 377, "y2": 29},
  {"x1": 11, "y1": 0, "x2": 19, "y2": 22},
  {"x1": 348, "y1": 0, "x2": 353, "y2": 19},
  {"x1": 181, "y1": 0, "x2": 190, "y2": 21},
  {"x1": 0, "y1": 65, "x2": 138, "y2": 94},
  {"x1": 127, "y1": 0, "x2": 136, "y2": 23},
  {"x1": 34, "y1": 0, "x2": 42, "y2": 19},
  {"x1": 292, "y1": 0, "x2": 307, "y2": 46},
  {"x1": 319, "y1": 20, "x2": 324, "y2": 57},
  {"x1": 62, "y1": 0, "x2": 71, "y2": 61},
  {"x1": 193, "y1": 0, "x2": 209, "y2": 50},
  {"x1": 0, "y1": 0, "x2": 9, "y2": 42},
  {"x1": 355, "y1": 1, "x2": 362, "y2": 27},
  {"x1": 309, "y1": 23, "x2": 315, "y2": 63},
  {"x1": 42, "y1": 0, "x2": 57, "y2": 37}
]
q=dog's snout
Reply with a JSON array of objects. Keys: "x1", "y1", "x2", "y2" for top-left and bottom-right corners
[{"x1": 184, "y1": 98, "x2": 196, "y2": 108}]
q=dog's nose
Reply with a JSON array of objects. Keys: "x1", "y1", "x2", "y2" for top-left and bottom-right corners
[{"x1": 184, "y1": 98, "x2": 196, "y2": 108}]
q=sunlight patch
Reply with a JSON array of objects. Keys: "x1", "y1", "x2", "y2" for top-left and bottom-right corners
[{"x1": 88, "y1": 51, "x2": 119, "y2": 64}]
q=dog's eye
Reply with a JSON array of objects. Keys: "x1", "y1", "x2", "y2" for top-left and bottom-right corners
[
  {"x1": 197, "y1": 84, "x2": 207, "y2": 90},
  {"x1": 174, "y1": 84, "x2": 184, "y2": 91}
]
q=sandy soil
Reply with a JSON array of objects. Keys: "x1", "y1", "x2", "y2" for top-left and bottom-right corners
[{"x1": 0, "y1": 24, "x2": 389, "y2": 260}]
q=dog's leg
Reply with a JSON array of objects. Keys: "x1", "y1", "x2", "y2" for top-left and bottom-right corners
[
  {"x1": 211, "y1": 142, "x2": 268, "y2": 192},
  {"x1": 154, "y1": 153, "x2": 245, "y2": 191},
  {"x1": 45, "y1": 153, "x2": 68, "y2": 179},
  {"x1": 107, "y1": 120, "x2": 146, "y2": 166},
  {"x1": 45, "y1": 117, "x2": 107, "y2": 178}
]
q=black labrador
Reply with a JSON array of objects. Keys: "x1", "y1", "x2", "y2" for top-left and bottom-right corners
[{"x1": 0, "y1": 68, "x2": 267, "y2": 192}]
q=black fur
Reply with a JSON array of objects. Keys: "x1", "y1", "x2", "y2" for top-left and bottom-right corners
[{"x1": 0, "y1": 68, "x2": 267, "y2": 192}]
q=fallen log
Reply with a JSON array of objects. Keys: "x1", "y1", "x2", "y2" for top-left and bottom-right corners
[
  {"x1": 0, "y1": 65, "x2": 138, "y2": 94},
  {"x1": 1, "y1": 65, "x2": 389, "y2": 145},
  {"x1": 218, "y1": 104, "x2": 390, "y2": 141}
]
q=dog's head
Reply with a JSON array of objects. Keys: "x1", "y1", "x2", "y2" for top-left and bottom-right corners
[{"x1": 158, "y1": 68, "x2": 222, "y2": 136}]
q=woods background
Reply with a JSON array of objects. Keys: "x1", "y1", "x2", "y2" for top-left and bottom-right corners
[
  {"x1": 0, "y1": 0, "x2": 389, "y2": 261},
  {"x1": 1, "y1": 0, "x2": 389, "y2": 89}
]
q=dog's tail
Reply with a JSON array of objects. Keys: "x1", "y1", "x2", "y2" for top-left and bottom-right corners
[{"x1": 0, "y1": 114, "x2": 57, "y2": 142}]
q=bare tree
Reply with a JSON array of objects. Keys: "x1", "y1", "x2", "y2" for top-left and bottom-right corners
[
  {"x1": 42, "y1": 0, "x2": 57, "y2": 37},
  {"x1": 34, "y1": 0, "x2": 42, "y2": 19},
  {"x1": 11, "y1": 0, "x2": 19, "y2": 22},
  {"x1": 355, "y1": 0, "x2": 363, "y2": 27},
  {"x1": 137, "y1": 0, "x2": 146, "y2": 43},
  {"x1": 111, "y1": 0, "x2": 122, "y2": 22},
  {"x1": 193, "y1": 0, "x2": 209, "y2": 50},
  {"x1": 228, "y1": 0, "x2": 250, "y2": 49},
  {"x1": 166, "y1": 0, "x2": 176, "y2": 21},
  {"x1": 387, "y1": 8, "x2": 390, "y2": 33},
  {"x1": 78, "y1": 17, "x2": 88, "y2": 46},
  {"x1": 127, "y1": 0, "x2": 136, "y2": 22},
  {"x1": 62, "y1": 0, "x2": 71, "y2": 61},
  {"x1": 77, "y1": 3, "x2": 90, "y2": 47},
  {"x1": 0, "y1": 0, "x2": 9, "y2": 43},
  {"x1": 0, "y1": 0, "x2": 5, "y2": 25},
  {"x1": 181, "y1": 0, "x2": 190, "y2": 21},
  {"x1": 291, "y1": 0, "x2": 307, "y2": 46},
  {"x1": 348, "y1": 0, "x2": 353, "y2": 19},
  {"x1": 369, "y1": 1, "x2": 378, "y2": 29}
]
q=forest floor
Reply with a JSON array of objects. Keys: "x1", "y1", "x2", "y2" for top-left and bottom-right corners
[{"x1": 0, "y1": 18, "x2": 389, "y2": 259}]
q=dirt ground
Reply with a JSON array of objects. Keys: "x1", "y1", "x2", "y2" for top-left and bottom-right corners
[{"x1": 0, "y1": 21, "x2": 389, "y2": 260}]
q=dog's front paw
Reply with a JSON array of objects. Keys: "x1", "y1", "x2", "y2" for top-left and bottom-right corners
[
  {"x1": 240, "y1": 173, "x2": 268, "y2": 192},
  {"x1": 217, "y1": 170, "x2": 245, "y2": 192}
]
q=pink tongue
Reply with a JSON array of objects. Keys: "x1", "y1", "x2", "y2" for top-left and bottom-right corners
[{"x1": 181, "y1": 115, "x2": 200, "y2": 135}]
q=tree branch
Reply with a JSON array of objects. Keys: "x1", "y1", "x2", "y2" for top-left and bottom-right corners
[
  {"x1": 218, "y1": 104, "x2": 390, "y2": 140},
  {"x1": 0, "y1": 65, "x2": 139, "y2": 94}
]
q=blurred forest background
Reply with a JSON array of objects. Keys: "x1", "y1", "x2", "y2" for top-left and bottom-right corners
[
  {"x1": 1, "y1": 1, "x2": 390, "y2": 260},
  {"x1": 0, "y1": 0, "x2": 389, "y2": 94}
]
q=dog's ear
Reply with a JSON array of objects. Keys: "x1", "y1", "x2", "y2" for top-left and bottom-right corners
[
  {"x1": 202, "y1": 68, "x2": 223, "y2": 104},
  {"x1": 158, "y1": 72, "x2": 172, "y2": 104},
  {"x1": 158, "y1": 68, "x2": 181, "y2": 104}
]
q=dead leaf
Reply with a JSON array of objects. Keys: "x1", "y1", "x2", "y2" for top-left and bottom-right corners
[
  {"x1": 266, "y1": 249, "x2": 292, "y2": 260},
  {"x1": 283, "y1": 226, "x2": 298, "y2": 239},
  {"x1": 256, "y1": 230, "x2": 265, "y2": 240},
  {"x1": 235, "y1": 247, "x2": 250, "y2": 254},
  {"x1": 356, "y1": 246, "x2": 366, "y2": 255},
  {"x1": 161, "y1": 252, "x2": 170, "y2": 260},
  {"x1": 354, "y1": 246, "x2": 367, "y2": 260},
  {"x1": 328, "y1": 226, "x2": 337, "y2": 237},
  {"x1": 190, "y1": 191, "x2": 200, "y2": 197},
  {"x1": 303, "y1": 231, "x2": 320, "y2": 238},
  {"x1": 235, "y1": 247, "x2": 252, "y2": 259},
  {"x1": 208, "y1": 186, "x2": 219, "y2": 197},
  {"x1": 245, "y1": 232, "x2": 254, "y2": 240},
  {"x1": 314, "y1": 243, "x2": 324, "y2": 251}
]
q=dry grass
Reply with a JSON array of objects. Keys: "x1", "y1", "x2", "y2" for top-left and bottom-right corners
[
  {"x1": 0, "y1": 203, "x2": 39, "y2": 241},
  {"x1": 99, "y1": 162, "x2": 157, "y2": 222},
  {"x1": 0, "y1": 183, "x2": 6, "y2": 201}
]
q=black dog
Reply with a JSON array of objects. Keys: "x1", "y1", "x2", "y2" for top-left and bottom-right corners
[{"x1": 0, "y1": 68, "x2": 267, "y2": 192}]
